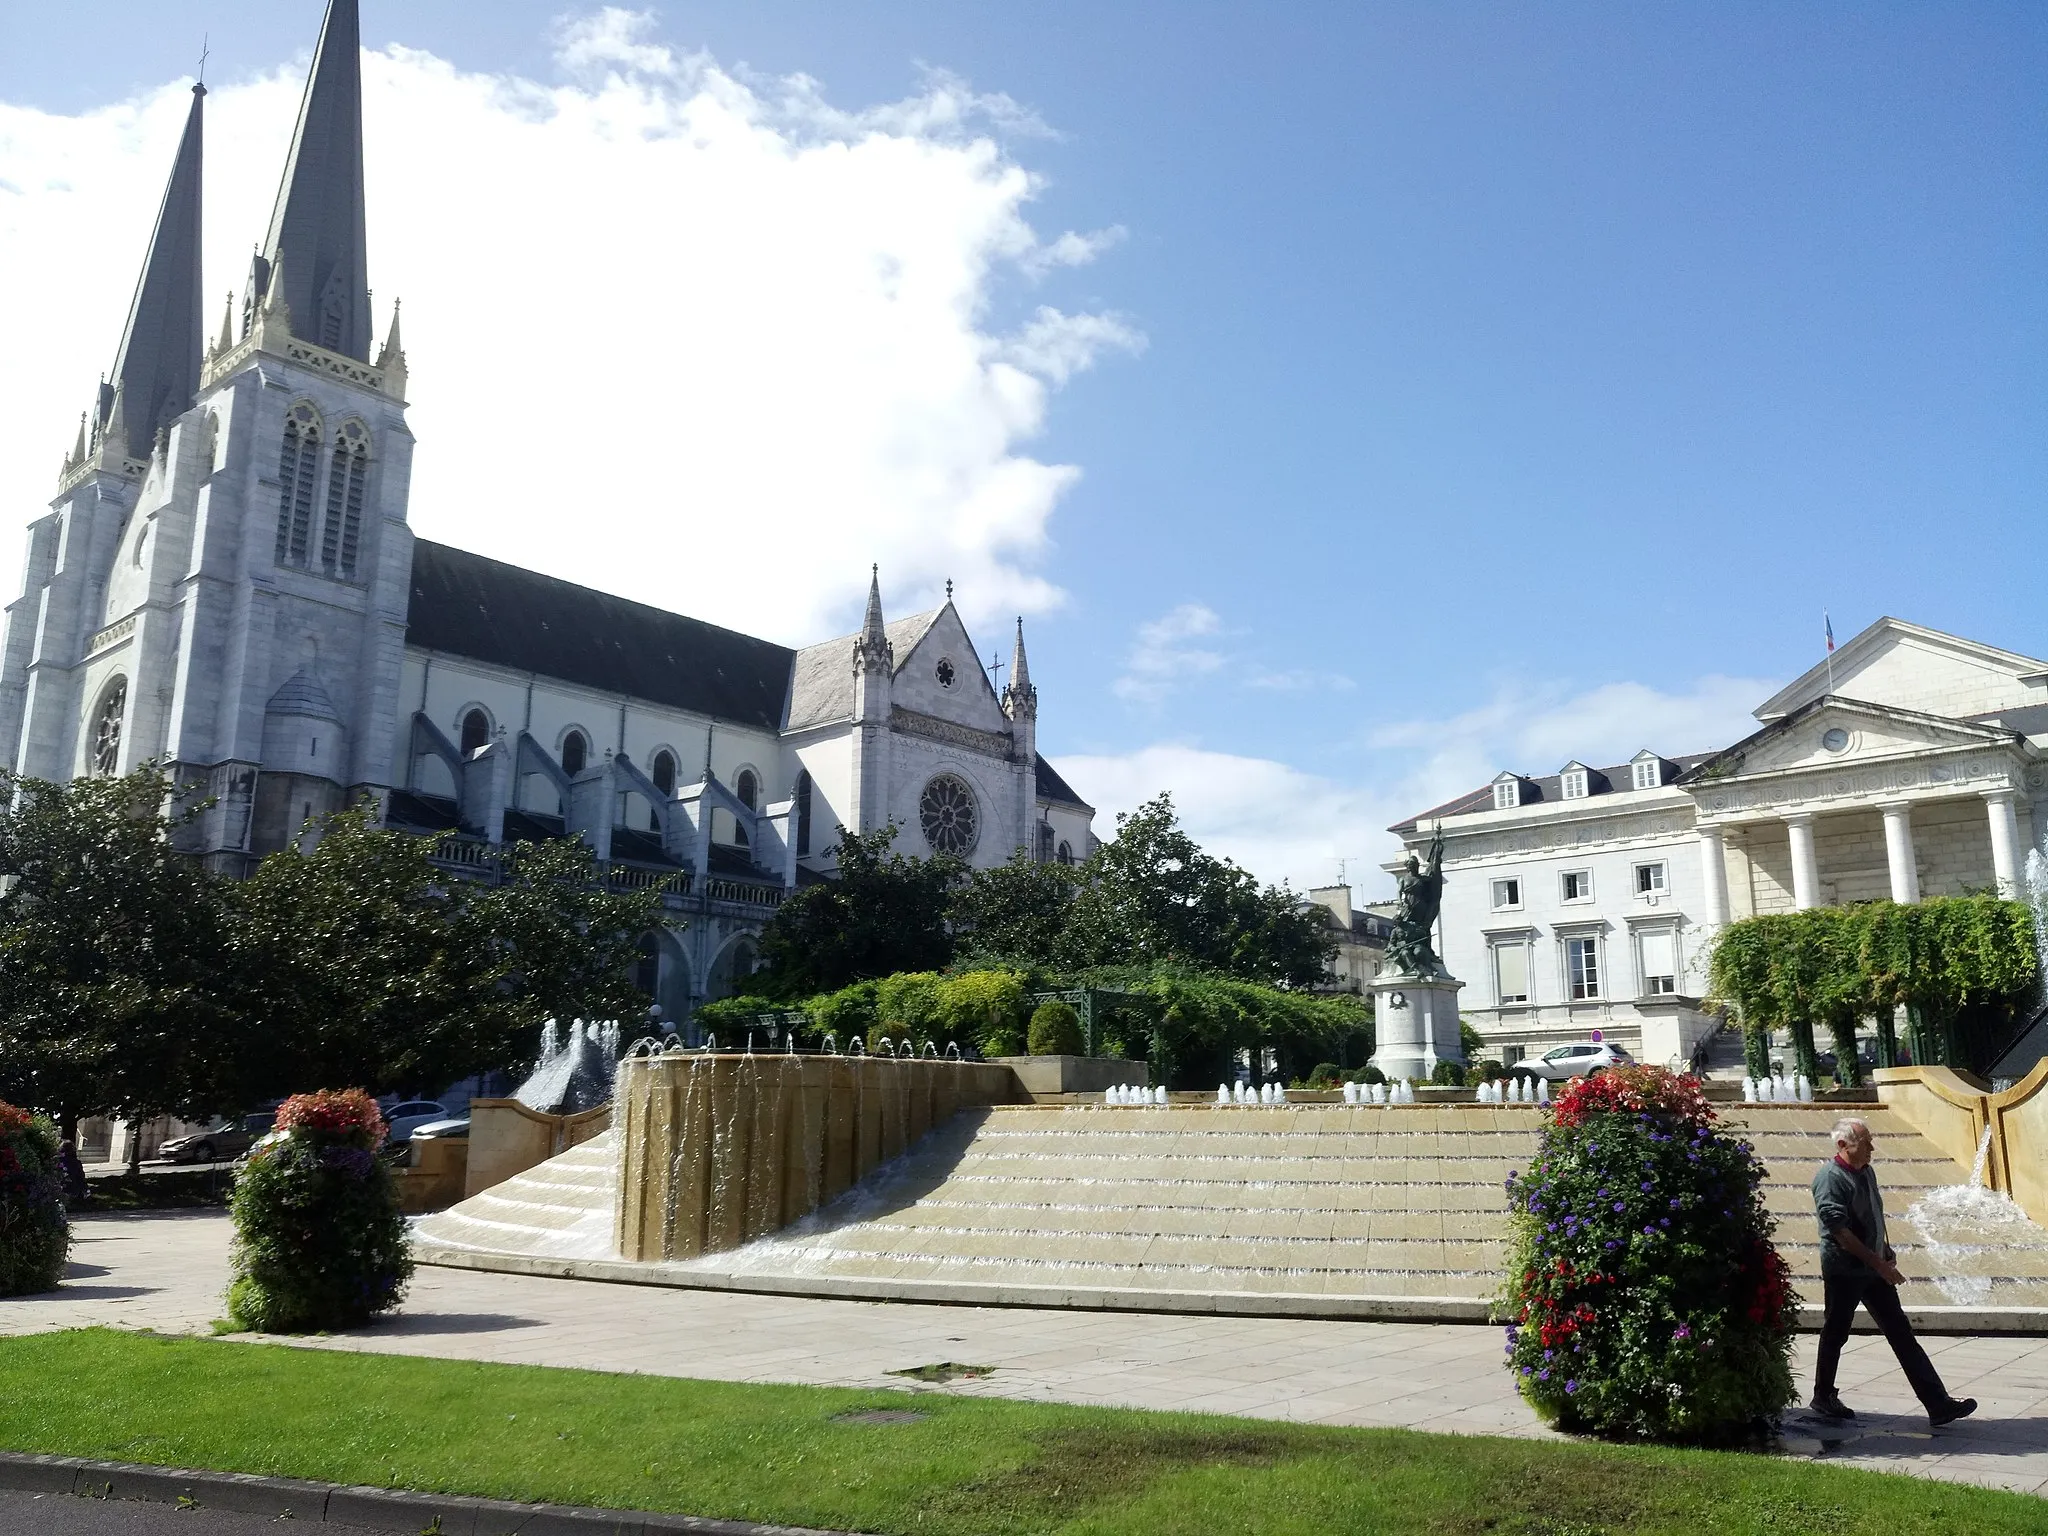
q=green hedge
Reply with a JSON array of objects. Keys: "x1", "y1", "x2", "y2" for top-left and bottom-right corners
[{"x1": 1027, "y1": 1001, "x2": 1085, "y2": 1056}]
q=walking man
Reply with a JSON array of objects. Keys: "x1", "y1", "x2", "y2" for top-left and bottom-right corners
[{"x1": 1809, "y1": 1117, "x2": 1976, "y2": 1425}]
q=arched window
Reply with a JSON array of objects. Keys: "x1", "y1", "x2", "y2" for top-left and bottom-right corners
[
  {"x1": 91, "y1": 678, "x2": 127, "y2": 777},
  {"x1": 795, "y1": 770, "x2": 813, "y2": 856},
  {"x1": 649, "y1": 749, "x2": 677, "y2": 831},
  {"x1": 733, "y1": 767, "x2": 758, "y2": 848},
  {"x1": 561, "y1": 730, "x2": 588, "y2": 778},
  {"x1": 1057, "y1": 840, "x2": 1074, "y2": 866},
  {"x1": 459, "y1": 709, "x2": 490, "y2": 756},
  {"x1": 320, "y1": 421, "x2": 369, "y2": 580},
  {"x1": 273, "y1": 404, "x2": 321, "y2": 567},
  {"x1": 1037, "y1": 822, "x2": 1055, "y2": 862}
]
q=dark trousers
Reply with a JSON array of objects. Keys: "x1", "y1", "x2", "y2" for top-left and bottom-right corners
[{"x1": 1813, "y1": 1271, "x2": 1950, "y2": 1410}]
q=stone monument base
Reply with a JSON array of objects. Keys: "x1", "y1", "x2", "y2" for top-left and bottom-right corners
[{"x1": 1369, "y1": 973, "x2": 1466, "y2": 1082}]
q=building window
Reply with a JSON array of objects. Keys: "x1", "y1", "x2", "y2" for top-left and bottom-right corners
[
  {"x1": 1493, "y1": 942, "x2": 1531, "y2": 1005},
  {"x1": 561, "y1": 730, "x2": 588, "y2": 777},
  {"x1": 1632, "y1": 757, "x2": 1661, "y2": 790},
  {"x1": 1057, "y1": 840, "x2": 1074, "y2": 865},
  {"x1": 1635, "y1": 861, "x2": 1667, "y2": 896},
  {"x1": 795, "y1": 770, "x2": 812, "y2": 856},
  {"x1": 935, "y1": 657, "x2": 956, "y2": 689},
  {"x1": 318, "y1": 422, "x2": 368, "y2": 580},
  {"x1": 733, "y1": 767, "x2": 758, "y2": 847},
  {"x1": 91, "y1": 677, "x2": 127, "y2": 776},
  {"x1": 1038, "y1": 822, "x2": 1055, "y2": 862},
  {"x1": 459, "y1": 709, "x2": 490, "y2": 757},
  {"x1": 920, "y1": 773, "x2": 978, "y2": 856},
  {"x1": 1566, "y1": 936, "x2": 1601, "y2": 1000},
  {"x1": 1638, "y1": 929, "x2": 1678, "y2": 996},
  {"x1": 650, "y1": 749, "x2": 678, "y2": 832},
  {"x1": 1561, "y1": 767, "x2": 1588, "y2": 800},
  {"x1": 1491, "y1": 877, "x2": 1522, "y2": 910},
  {"x1": 1561, "y1": 870, "x2": 1593, "y2": 902},
  {"x1": 274, "y1": 404, "x2": 321, "y2": 567},
  {"x1": 1493, "y1": 777, "x2": 1520, "y2": 810}
]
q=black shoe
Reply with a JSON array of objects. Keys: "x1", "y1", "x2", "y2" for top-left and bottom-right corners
[
  {"x1": 1929, "y1": 1398, "x2": 1977, "y2": 1427},
  {"x1": 1809, "y1": 1395, "x2": 1856, "y2": 1422}
]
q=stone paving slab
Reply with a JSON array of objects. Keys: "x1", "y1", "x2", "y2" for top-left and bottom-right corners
[{"x1": 1, "y1": 1211, "x2": 2043, "y2": 1501}]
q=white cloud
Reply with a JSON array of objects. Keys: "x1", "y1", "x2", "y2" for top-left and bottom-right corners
[
  {"x1": 1112, "y1": 602, "x2": 1227, "y2": 704},
  {"x1": 0, "y1": 12, "x2": 1141, "y2": 641},
  {"x1": 1243, "y1": 667, "x2": 1355, "y2": 694},
  {"x1": 1063, "y1": 672, "x2": 1781, "y2": 897}
]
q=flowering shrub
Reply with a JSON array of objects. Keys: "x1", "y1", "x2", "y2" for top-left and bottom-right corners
[
  {"x1": 1501, "y1": 1065, "x2": 1796, "y2": 1442},
  {"x1": 226, "y1": 1089, "x2": 412, "y2": 1333},
  {"x1": 0, "y1": 1099, "x2": 69, "y2": 1296}
]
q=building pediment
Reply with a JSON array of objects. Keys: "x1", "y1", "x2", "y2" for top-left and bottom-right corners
[
  {"x1": 1754, "y1": 617, "x2": 2048, "y2": 723},
  {"x1": 1681, "y1": 697, "x2": 2032, "y2": 820}
]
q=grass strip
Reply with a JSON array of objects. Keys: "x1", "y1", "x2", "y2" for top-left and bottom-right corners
[{"x1": 0, "y1": 1328, "x2": 2036, "y2": 1535}]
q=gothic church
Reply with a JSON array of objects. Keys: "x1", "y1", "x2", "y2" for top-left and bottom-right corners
[{"x1": 0, "y1": 0, "x2": 1098, "y2": 1022}]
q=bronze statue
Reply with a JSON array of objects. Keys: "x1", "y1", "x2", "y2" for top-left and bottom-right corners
[{"x1": 1384, "y1": 824, "x2": 1447, "y2": 978}]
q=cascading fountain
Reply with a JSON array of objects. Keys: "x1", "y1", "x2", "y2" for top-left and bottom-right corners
[{"x1": 1905, "y1": 1126, "x2": 2048, "y2": 1305}]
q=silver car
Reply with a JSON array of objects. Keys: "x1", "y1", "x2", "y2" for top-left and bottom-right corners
[
  {"x1": 381, "y1": 1100, "x2": 450, "y2": 1145},
  {"x1": 1519, "y1": 1042, "x2": 1633, "y2": 1082}
]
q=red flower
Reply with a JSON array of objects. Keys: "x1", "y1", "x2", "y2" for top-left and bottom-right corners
[
  {"x1": 0, "y1": 1102, "x2": 30, "y2": 1140},
  {"x1": 275, "y1": 1089, "x2": 386, "y2": 1145}
]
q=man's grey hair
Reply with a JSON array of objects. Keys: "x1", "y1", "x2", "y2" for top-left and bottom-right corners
[{"x1": 1832, "y1": 1117, "x2": 1871, "y2": 1147}]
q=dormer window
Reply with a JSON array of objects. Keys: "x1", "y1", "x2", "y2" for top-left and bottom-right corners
[
  {"x1": 1630, "y1": 751, "x2": 1663, "y2": 791},
  {"x1": 1492, "y1": 772, "x2": 1521, "y2": 811},
  {"x1": 1560, "y1": 764, "x2": 1590, "y2": 801}
]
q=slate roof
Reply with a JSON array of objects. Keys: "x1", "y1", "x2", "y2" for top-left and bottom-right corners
[
  {"x1": 1388, "y1": 753, "x2": 1714, "y2": 834},
  {"x1": 1035, "y1": 754, "x2": 1092, "y2": 811},
  {"x1": 266, "y1": 666, "x2": 342, "y2": 721},
  {"x1": 107, "y1": 84, "x2": 205, "y2": 459},
  {"x1": 784, "y1": 610, "x2": 944, "y2": 731},
  {"x1": 407, "y1": 541, "x2": 795, "y2": 731}
]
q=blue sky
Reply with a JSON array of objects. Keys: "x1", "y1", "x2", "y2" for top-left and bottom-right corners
[{"x1": 3, "y1": 3, "x2": 2043, "y2": 891}]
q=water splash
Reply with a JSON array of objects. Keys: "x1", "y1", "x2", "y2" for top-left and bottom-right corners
[{"x1": 1904, "y1": 1126, "x2": 2048, "y2": 1306}]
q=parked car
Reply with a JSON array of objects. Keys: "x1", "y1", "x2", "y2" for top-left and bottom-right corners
[
  {"x1": 157, "y1": 1111, "x2": 276, "y2": 1165},
  {"x1": 381, "y1": 1100, "x2": 450, "y2": 1146},
  {"x1": 408, "y1": 1117, "x2": 469, "y2": 1142},
  {"x1": 1516, "y1": 1042, "x2": 1634, "y2": 1082}
]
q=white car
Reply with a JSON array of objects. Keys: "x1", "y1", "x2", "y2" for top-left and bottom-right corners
[
  {"x1": 1517, "y1": 1042, "x2": 1633, "y2": 1082},
  {"x1": 381, "y1": 1100, "x2": 450, "y2": 1145}
]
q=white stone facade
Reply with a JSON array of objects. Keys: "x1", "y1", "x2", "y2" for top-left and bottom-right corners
[{"x1": 1393, "y1": 620, "x2": 2048, "y2": 1070}]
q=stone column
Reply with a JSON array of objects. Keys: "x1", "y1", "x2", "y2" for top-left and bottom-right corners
[
  {"x1": 1784, "y1": 812, "x2": 1820, "y2": 910},
  {"x1": 1879, "y1": 800, "x2": 1920, "y2": 904},
  {"x1": 1983, "y1": 789, "x2": 2022, "y2": 898},
  {"x1": 1698, "y1": 825, "x2": 1731, "y2": 927}
]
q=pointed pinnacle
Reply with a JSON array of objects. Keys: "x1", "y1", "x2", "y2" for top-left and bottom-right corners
[{"x1": 216, "y1": 289, "x2": 234, "y2": 355}]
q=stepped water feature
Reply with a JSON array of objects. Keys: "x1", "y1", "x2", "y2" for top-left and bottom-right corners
[
  {"x1": 413, "y1": 1070, "x2": 2048, "y2": 1320},
  {"x1": 1906, "y1": 1126, "x2": 2048, "y2": 1306}
]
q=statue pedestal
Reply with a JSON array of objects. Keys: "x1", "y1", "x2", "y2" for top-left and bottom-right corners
[{"x1": 1368, "y1": 974, "x2": 1466, "y2": 1082}]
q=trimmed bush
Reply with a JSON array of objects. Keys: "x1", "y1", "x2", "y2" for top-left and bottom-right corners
[
  {"x1": 0, "y1": 1102, "x2": 68, "y2": 1296},
  {"x1": 1304, "y1": 1062, "x2": 1343, "y2": 1089},
  {"x1": 1027, "y1": 1000, "x2": 1086, "y2": 1056},
  {"x1": 936, "y1": 970, "x2": 1030, "y2": 1058},
  {"x1": 226, "y1": 1089, "x2": 413, "y2": 1333},
  {"x1": 1430, "y1": 1060, "x2": 1467, "y2": 1087},
  {"x1": 1347, "y1": 1065, "x2": 1386, "y2": 1086},
  {"x1": 1502, "y1": 1066, "x2": 1797, "y2": 1443}
]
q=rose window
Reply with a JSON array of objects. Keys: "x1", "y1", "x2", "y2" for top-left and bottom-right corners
[
  {"x1": 92, "y1": 679, "x2": 127, "y2": 776},
  {"x1": 935, "y1": 657, "x2": 956, "y2": 689},
  {"x1": 919, "y1": 774, "x2": 978, "y2": 856}
]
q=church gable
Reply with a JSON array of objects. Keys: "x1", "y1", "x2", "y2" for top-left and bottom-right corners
[
  {"x1": 1683, "y1": 697, "x2": 2021, "y2": 785},
  {"x1": 890, "y1": 606, "x2": 1010, "y2": 732},
  {"x1": 1755, "y1": 619, "x2": 2048, "y2": 724}
]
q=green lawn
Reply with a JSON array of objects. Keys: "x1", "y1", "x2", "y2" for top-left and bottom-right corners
[{"x1": 0, "y1": 1329, "x2": 2034, "y2": 1535}]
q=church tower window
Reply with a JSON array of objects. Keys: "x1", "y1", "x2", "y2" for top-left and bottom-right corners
[
  {"x1": 321, "y1": 422, "x2": 369, "y2": 580},
  {"x1": 1037, "y1": 822, "x2": 1055, "y2": 862},
  {"x1": 561, "y1": 730, "x2": 588, "y2": 777},
  {"x1": 920, "y1": 773, "x2": 978, "y2": 856},
  {"x1": 459, "y1": 709, "x2": 490, "y2": 756},
  {"x1": 1057, "y1": 840, "x2": 1074, "y2": 866},
  {"x1": 650, "y1": 749, "x2": 677, "y2": 831},
  {"x1": 274, "y1": 404, "x2": 322, "y2": 567},
  {"x1": 91, "y1": 677, "x2": 128, "y2": 776},
  {"x1": 734, "y1": 768, "x2": 758, "y2": 847},
  {"x1": 795, "y1": 770, "x2": 812, "y2": 856}
]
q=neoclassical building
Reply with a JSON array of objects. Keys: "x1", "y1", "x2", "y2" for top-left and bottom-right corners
[
  {"x1": 0, "y1": 0, "x2": 1097, "y2": 1024},
  {"x1": 1391, "y1": 620, "x2": 2047, "y2": 1069}
]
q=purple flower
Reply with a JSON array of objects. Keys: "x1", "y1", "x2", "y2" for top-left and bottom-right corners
[
  {"x1": 1659, "y1": 1218, "x2": 1670, "y2": 1228},
  {"x1": 1565, "y1": 1379, "x2": 1579, "y2": 1394},
  {"x1": 1669, "y1": 1198, "x2": 1682, "y2": 1210},
  {"x1": 1673, "y1": 1325, "x2": 1691, "y2": 1340},
  {"x1": 1640, "y1": 1181, "x2": 1653, "y2": 1192},
  {"x1": 1537, "y1": 1368, "x2": 1550, "y2": 1381},
  {"x1": 1604, "y1": 1240, "x2": 1619, "y2": 1250},
  {"x1": 1520, "y1": 1366, "x2": 1533, "y2": 1377},
  {"x1": 1613, "y1": 1202, "x2": 1625, "y2": 1212}
]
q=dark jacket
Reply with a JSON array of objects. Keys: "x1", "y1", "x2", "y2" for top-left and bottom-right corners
[{"x1": 1812, "y1": 1157, "x2": 1890, "y2": 1280}]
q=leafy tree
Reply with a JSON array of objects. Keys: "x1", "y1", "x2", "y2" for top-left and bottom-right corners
[
  {"x1": 752, "y1": 825, "x2": 961, "y2": 997},
  {"x1": 226, "y1": 808, "x2": 662, "y2": 1099},
  {"x1": 952, "y1": 853, "x2": 1077, "y2": 963},
  {"x1": 1056, "y1": 796, "x2": 1334, "y2": 988},
  {"x1": 0, "y1": 767, "x2": 236, "y2": 1144}
]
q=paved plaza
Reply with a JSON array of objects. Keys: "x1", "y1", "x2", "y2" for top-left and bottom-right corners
[{"x1": 0, "y1": 1210, "x2": 2040, "y2": 1500}]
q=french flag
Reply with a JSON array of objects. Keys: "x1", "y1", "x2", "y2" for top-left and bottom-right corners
[{"x1": 1825, "y1": 612, "x2": 1835, "y2": 653}]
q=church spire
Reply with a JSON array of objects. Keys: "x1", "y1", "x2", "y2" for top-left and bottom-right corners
[
  {"x1": 258, "y1": 0, "x2": 370, "y2": 359},
  {"x1": 854, "y1": 565, "x2": 893, "y2": 675},
  {"x1": 1004, "y1": 617, "x2": 1037, "y2": 720},
  {"x1": 104, "y1": 82, "x2": 205, "y2": 461}
]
